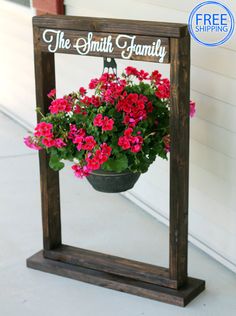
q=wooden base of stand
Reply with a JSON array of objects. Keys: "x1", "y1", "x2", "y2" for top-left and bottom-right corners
[{"x1": 27, "y1": 251, "x2": 205, "y2": 307}]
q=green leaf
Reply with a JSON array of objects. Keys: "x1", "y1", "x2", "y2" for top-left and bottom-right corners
[
  {"x1": 74, "y1": 151, "x2": 84, "y2": 161},
  {"x1": 49, "y1": 155, "x2": 65, "y2": 171},
  {"x1": 102, "y1": 155, "x2": 128, "y2": 172}
]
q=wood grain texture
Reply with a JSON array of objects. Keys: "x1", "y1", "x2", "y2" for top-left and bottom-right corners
[
  {"x1": 39, "y1": 29, "x2": 169, "y2": 63},
  {"x1": 27, "y1": 251, "x2": 205, "y2": 307},
  {"x1": 169, "y1": 35, "x2": 190, "y2": 286},
  {"x1": 44, "y1": 244, "x2": 177, "y2": 288},
  {"x1": 33, "y1": 25, "x2": 62, "y2": 250},
  {"x1": 33, "y1": 15, "x2": 188, "y2": 38}
]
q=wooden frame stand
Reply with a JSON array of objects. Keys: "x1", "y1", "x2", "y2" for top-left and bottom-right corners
[{"x1": 27, "y1": 15, "x2": 205, "y2": 307}]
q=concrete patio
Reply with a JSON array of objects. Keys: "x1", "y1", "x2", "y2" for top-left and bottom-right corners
[{"x1": 0, "y1": 110, "x2": 235, "y2": 315}]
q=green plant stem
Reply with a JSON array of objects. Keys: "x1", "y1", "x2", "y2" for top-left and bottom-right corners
[
  {"x1": 144, "y1": 132, "x2": 156, "y2": 140},
  {"x1": 36, "y1": 107, "x2": 46, "y2": 118}
]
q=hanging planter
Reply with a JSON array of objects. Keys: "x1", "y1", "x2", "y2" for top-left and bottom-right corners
[
  {"x1": 24, "y1": 66, "x2": 195, "y2": 193},
  {"x1": 86, "y1": 169, "x2": 141, "y2": 193}
]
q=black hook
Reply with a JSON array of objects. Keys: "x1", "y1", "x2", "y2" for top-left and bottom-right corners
[{"x1": 103, "y1": 57, "x2": 117, "y2": 76}]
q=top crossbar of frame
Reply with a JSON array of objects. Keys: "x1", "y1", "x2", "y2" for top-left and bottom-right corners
[{"x1": 33, "y1": 15, "x2": 188, "y2": 38}]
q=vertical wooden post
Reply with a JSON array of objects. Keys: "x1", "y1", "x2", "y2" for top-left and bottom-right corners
[
  {"x1": 169, "y1": 34, "x2": 190, "y2": 287},
  {"x1": 33, "y1": 26, "x2": 62, "y2": 250}
]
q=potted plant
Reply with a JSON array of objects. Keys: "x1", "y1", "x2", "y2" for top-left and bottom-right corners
[{"x1": 24, "y1": 66, "x2": 195, "y2": 193}]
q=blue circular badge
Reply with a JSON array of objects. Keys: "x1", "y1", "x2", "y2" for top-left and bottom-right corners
[{"x1": 188, "y1": 1, "x2": 235, "y2": 46}]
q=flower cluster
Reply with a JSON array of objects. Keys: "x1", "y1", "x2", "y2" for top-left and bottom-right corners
[
  {"x1": 49, "y1": 98, "x2": 72, "y2": 114},
  {"x1": 116, "y1": 93, "x2": 148, "y2": 126},
  {"x1": 118, "y1": 128, "x2": 143, "y2": 153},
  {"x1": 190, "y1": 100, "x2": 196, "y2": 118},
  {"x1": 72, "y1": 142, "x2": 112, "y2": 177},
  {"x1": 65, "y1": 123, "x2": 112, "y2": 177},
  {"x1": 25, "y1": 121, "x2": 67, "y2": 149},
  {"x1": 24, "y1": 66, "x2": 196, "y2": 178},
  {"x1": 93, "y1": 114, "x2": 114, "y2": 131}
]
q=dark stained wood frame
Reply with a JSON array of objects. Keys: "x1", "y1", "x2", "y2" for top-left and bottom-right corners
[{"x1": 27, "y1": 15, "x2": 205, "y2": 307}]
